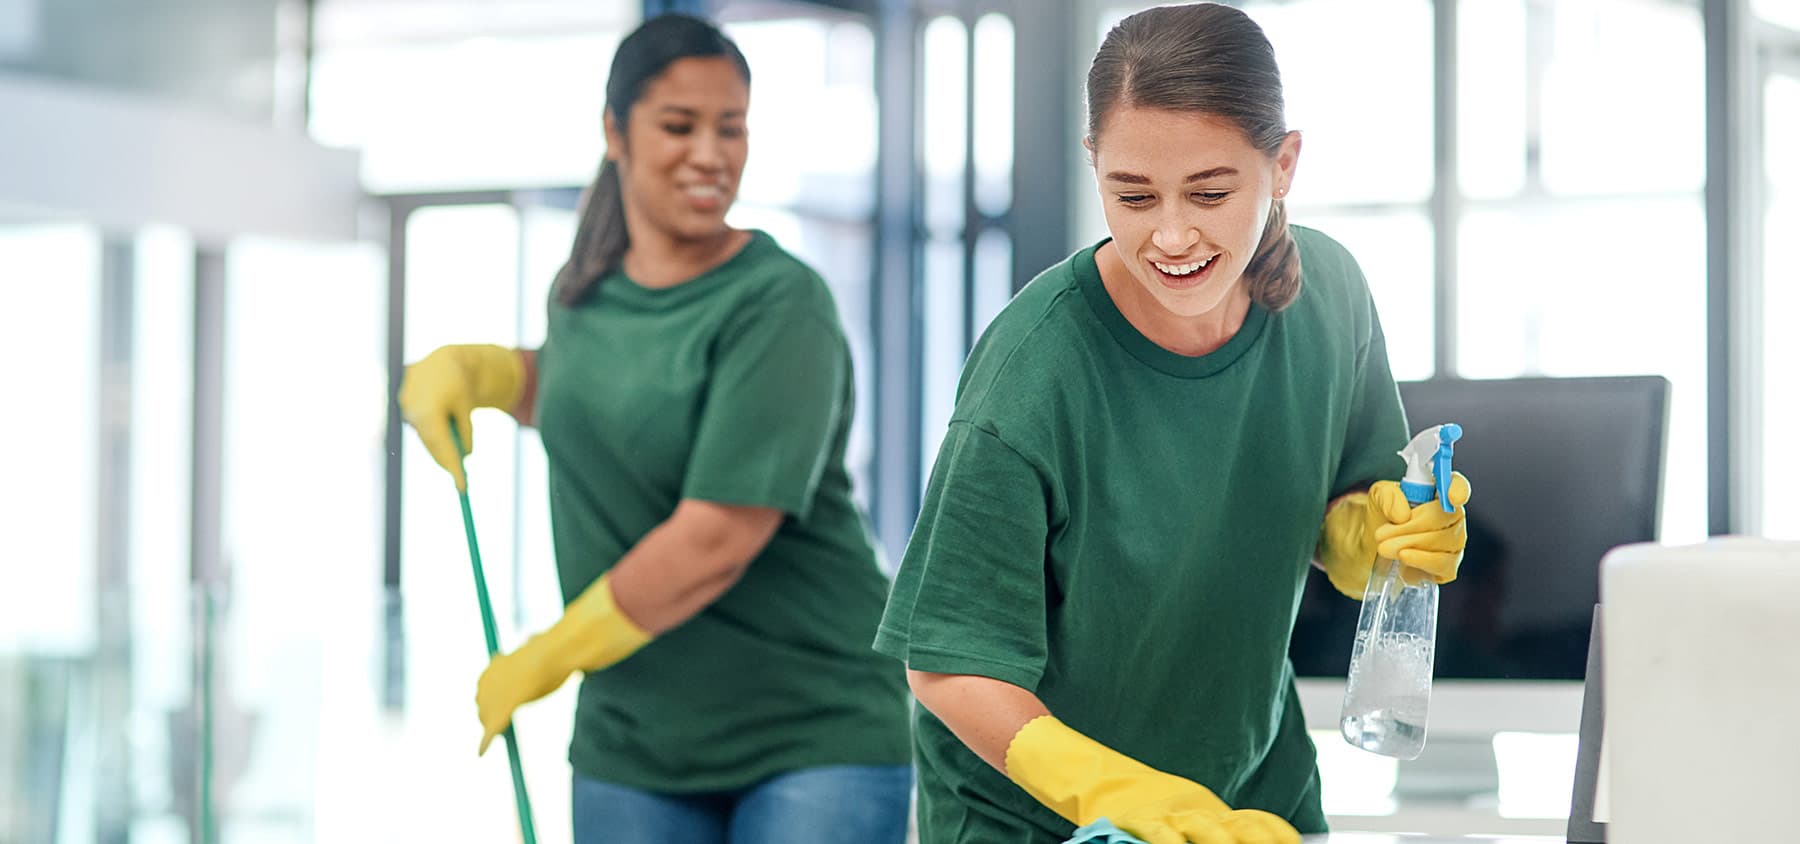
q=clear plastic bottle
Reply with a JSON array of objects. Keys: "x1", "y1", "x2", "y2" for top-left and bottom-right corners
[{"x1": 1340, "y1": 423, "x2": 1462, "y2": 760}]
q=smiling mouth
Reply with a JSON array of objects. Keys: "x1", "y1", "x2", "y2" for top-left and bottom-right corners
[{"x1": 1152, "y1": 256, "x2": 1215, "y2": 277}]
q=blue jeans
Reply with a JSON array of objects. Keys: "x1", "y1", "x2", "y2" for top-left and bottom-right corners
[{"x1": 571, "y1": 765, "x2": 913, "y2": 844}]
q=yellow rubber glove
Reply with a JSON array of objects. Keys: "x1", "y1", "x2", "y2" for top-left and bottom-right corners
[
  {"x1": 1317, "y1": 471, "x2": 1473, "y2": 598},
  {"x1": 1318, "y1": 492, "x2": 1381, "y2": 599},
  {"x1": 397, "y1": 343, "x2": 525, "y2": 491},
  {"x1": 475, "y1": 573, "x2": 651, "y2": 755},
  {"x1": 1004, "y1": 715, "x2": 1301, "y2": 844},
  {"x1": 1370, "y1": 470, "x2": 1471, "y2": 583}
]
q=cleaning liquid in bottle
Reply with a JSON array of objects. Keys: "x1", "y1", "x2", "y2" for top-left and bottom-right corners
[{"x1": 1340, "y1": 423, "x2": 1462, "y2": 760}]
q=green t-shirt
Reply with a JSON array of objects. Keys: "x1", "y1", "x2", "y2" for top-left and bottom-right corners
[
  {"x1": 537, "y1": 230, "x2": 910, "y2": 793},
  {"x1": 874, "y1": 226, "x2": 1409, "y2": 843}
]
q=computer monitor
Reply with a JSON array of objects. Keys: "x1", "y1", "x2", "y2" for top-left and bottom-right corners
[{"x1": 1291, "y1": 375, "x2": 1670, "y2": 741}]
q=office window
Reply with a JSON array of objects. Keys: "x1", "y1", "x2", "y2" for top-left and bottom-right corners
[
  {"x1": 218, "y1": 235, "x2": 385, "y2": 841},
  {"x1": 973, "y1": 228, "x2": 1014, "y2": 339},
  {"x1": 1456, "y1": 0, "x2": 1707, "y2": 542},
  {"x1": 517, "y1": 204, "x2": 575, "y2": 623},
  {"x1": 920, "y1": 14, "x2": 970, "y2": 478},
  {"x1": 308, "y1": 1, "x2": 634, "y2": 191},
  {"x1": 0, "y1": 224, "x2": 101, "y2": 655},
  {"x1": 356, "y1": 202, "x2": 573, "y2": 842},
  {"x1": 1763, "y1": 73, "x2": 1799, "y2": 537},
  {"x1": 1459, "y1": 0, "x2": 1528, "y2": 199},
  {"x1": 1537, "y1": 0, "x2": 1705, "y2": 196},
  {"x1": 730, "y1": 19, "x2": 878, "y2": 218},
  {"x1": 397, "y1": 204, "x2": 527, "y2": 710},
  {"x1": 972, "y1": 13, "x2": 1015, "y2": 220},
  {"x1": 1459, "y1": 201, "x2": 1706, "y2": 541},
  {"x1": 0, "y1": 223, "x2": 98, "y2": 843},
  {"x1": 726, "y1": 16, "x2": 880, "y2": 505},
  {"x1": 970, "y1": 13, "x2": 1016, "y2": 340},
  {"x1": 1754, "y1": 0, "x2": 1800, "y2": 32},
  {"x1": 1294, "y1": 211, "x2": 1436, "y2": 382},
  {"x1": 126, "y1": 226, "x2": 197, "y2": 838},
  {"x1": 1244, "y1": 0, "x2": 1435, "y2": 206},
  {"x1": 922, "y1": 234, "x2": 967, "y2": 481},
  {"x1": 1244, "y1": 0, "x2": 1436, "y2": 380}
]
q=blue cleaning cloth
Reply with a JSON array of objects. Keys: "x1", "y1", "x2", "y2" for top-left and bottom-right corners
[{"x1": 1063, "y1": 818, "x2": 1149, "y2": 844}]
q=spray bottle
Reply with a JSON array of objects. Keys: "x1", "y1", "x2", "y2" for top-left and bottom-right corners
[{"x1": 1339, "y1": 422, "x2": 1462, "y2": 760}]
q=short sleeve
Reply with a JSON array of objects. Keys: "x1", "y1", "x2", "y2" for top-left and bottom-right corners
[
  {"x1": 874, "y1": 421, "x2": 1051, "y2": 691},
  {"x1": 1329, "y1": 261, "x2": 1410, "y2": 498},
  {"x1": 682, "y1": 303, "x2": 845, "y2": 519}
]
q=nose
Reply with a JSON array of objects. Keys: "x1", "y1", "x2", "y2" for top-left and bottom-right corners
[
  {"x1": 1150, "y1": 209, "x2": 1199, "y2": 256},
  {"x1": 687, "y1": 128, "x2": 726, "y2": 173}
]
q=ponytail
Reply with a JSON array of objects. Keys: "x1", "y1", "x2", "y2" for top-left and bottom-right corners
[
  {"x1": 1244, "y1": 198, "x2": 1301, "y2": 312},
  {"x1": 550, "y1": 158, "x2": 628, "y2": 307}
]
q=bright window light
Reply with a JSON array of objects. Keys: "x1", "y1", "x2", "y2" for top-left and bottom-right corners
[
  {"x1": 1492, "y1": 731, "x2": 1580, "y2": 819},
  {"x1": 1762, "y1": 74, "x2": 1800, "y2": 538}
]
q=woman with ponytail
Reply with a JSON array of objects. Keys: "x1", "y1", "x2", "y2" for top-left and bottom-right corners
[
  {"x1": 875, "y1": 4, "x2": 1470, "y2": 843},
  {"x1": 397, "y1": 14, "x2": 911, "y2": 844}
]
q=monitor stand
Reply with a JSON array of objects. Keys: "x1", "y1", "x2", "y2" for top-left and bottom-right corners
[{"x1": 1393, "y1": 734, "x2": 1499, "y2": 799}]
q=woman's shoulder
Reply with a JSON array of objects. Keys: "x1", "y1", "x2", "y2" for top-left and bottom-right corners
[
  {"x1": 733, "y1": 230, "x2": 844, "y2": 322},
  {"x1": 1290, "y1": 224, "x2": 1366, "y2": 289},
  {"x1": 1289, "y1": 224, "x2": 1379, "y2": 315},
  {"x1": 1284, "y1": 224, "x2": 1386, "y2": 356},
  {"x1": 953, "y1": 251, "x2": 1093, "y2": 423}
]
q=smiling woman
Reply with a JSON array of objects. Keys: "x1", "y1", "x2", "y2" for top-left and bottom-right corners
[
  {"x1": 394, "y1": 14, "x2": 912, "y2": 844},
  {"x1": 600, "y1": 55, "x2": 751, "y2": 287},
  {"x1": 1090, "y1": 108, "x2": 1299, "y2": 355},
  {"x1": 1083, "y1": 6, "x2": 1302, "y2": 358},
  {"x1": 875, "y1": 4, "x2": 1474, "y2": 844},
  {"x1": 546, "y1": 19, "x2": 756, "y2": 304}
]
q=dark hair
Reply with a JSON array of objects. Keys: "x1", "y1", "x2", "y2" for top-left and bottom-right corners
[
  {"x1": 550, "y1": 14, "x2": 751, "y2": 307},
  {"x1": 1087, "y1": 3, "x2": 1301, "y2": 311}
]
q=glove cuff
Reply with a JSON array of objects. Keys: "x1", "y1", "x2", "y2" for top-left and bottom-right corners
[
  {"x1": 1005, "y1": 715, "x2": 1218, "y2": 827},
  {"x1": 539, "y1": 573, "x2": 653, "y2": 675},
  {"x1": 1006, "y1": 716, "x2": 1115, "y2": 825},
  {"x1": 1318, "y1": 493, "x2": 1377, "y2": 599},
  {"x1": 461, "y1": 343, "x2": 527, "y2": 411}
]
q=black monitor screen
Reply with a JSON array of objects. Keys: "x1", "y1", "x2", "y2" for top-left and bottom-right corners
[{"x1": 1289, "y1": 375, "x2": 1669, "y2": 681}]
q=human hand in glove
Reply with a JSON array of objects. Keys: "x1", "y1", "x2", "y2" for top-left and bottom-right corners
[
  {"x1": 1317, "y1": 471, "x2": 1472, "y2": 598},
  {"x1": 476, "y1": 573, "x2": 650, "y2": 754},
  {"x1": 397, "y1": 343, "x2": 524, "y2": 491},
  {"x1": 1005, "y1": 715, "x2": 1301, "y2": 844}
]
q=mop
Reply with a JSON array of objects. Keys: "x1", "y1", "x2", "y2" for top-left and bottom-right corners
[{"x1": 448, "y1": 420, "x2": 539, "y2": 844}]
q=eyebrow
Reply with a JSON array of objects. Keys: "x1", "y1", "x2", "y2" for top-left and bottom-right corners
[
  {"x1": 657, "y1": 105, "x2": 747, "y2": 119},
  {"x1": 1103, "y1": 167, "x2": 1239, "y2": 185}
]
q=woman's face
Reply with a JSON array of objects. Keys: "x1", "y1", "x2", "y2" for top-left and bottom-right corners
[
  {"x1": 607, "y1": 56, "x2": 750, "y2": 243},
  {"x1": 1090, "y1": 105, "x2": 1299, "y2": 320}
]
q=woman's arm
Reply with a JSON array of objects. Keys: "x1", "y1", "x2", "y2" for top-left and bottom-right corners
[
  {"x1": 907, "y1": 669, "x2": 1052, "y2": 773},
  {"x1": 608, "y1": 498, "x2": 784, "y2": 634},
  {"x1": 910, "y1": 670, "x2": 1300, "y2": 842},
  {"x1": 510, "y1": 348, "x2": 540, "y2": 427},
  {"x1": 472, "y1": 497, "x2": 782, "y2": 752}
]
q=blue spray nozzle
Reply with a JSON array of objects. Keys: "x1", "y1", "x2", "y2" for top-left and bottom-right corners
[
  {"x1": 1397, "y1": 423, "x2": 1462, "y2": 508},
  {"x1": 1433, "y1": 423, "x2": 1462, "y2": 512}
]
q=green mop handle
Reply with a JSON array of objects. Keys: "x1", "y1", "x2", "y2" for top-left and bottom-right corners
[{"x1": 448, "y1": 420, "x2": 538, "y2": 844}]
